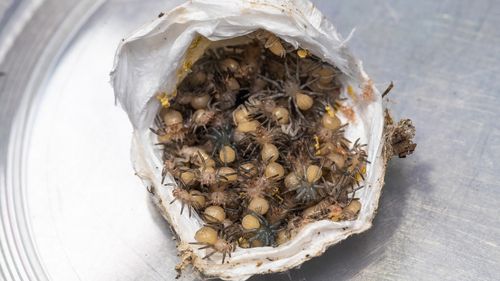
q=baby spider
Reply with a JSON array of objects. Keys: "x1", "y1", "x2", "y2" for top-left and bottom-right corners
[
  {"x1": 238, "y1": 125, "x2": 289, "y2": 162},
  {"x1": 191, "y1": 154, "x2": 238, "y2": 187},
  {"x1": 151, "y1": 110, "x2": 187, "y2": 144},
  {"x1": 256, "y1": 55, "x2": 328, "y2": 123},
  {"x1": 302, "y1": 196, "x2": 340, "y2": 220},
  {"x1": 342, "y1": 199, "x2": 362, "y2": 220},
  {"x1": 338, "y1": 138, "x2": 369, "y2": 187},
  {"x1": 211, "y1": 75, "x2": 241, "y2": 111},
  {"x1": 207, "y1": 184, "x2": 238, "y2": 208},
  {"x1": 160, "y1": 151, "x2": 185, "y2": 184},
  {"x1": 253, "y1": 29, "x2": 287, "y2": 57},
  {"x1": 192, "y1": 164, "x2": 217, "y2": 187},
  {"x1": 206, "y1": 124, "x2": 239, "y2": 164},
  {"x1": 169, "y1": 187, "x2": 206, "y2": 217},
  {"x1": 175, "y1": 146, "x2": 215, "y2": 168},
  {"x1": 266, "y1": 194, "x2": 297, "y2": 225},
  {"x1": 244, "y1": 95, "x2": 291, "y2": 127},
  {"x1": 290, "y1": 52, "x2": 341, "y2": 93},
  {"x1": 236, "y1": 161, "x2": 283, "y2": 202},
  {"x1": 314, "y1": 123, "x2": 350, "y2": 151},
  {"x1": 192, "y1": 224, "x2": 236, "y2": 264},
  {"x1": 284, "y1": 163, "x2": 326, "y2": 205},
  {"x1": 309, "y1": 65, "x2": 342, "y2": 94},
  {"x1": 189, "y1": 108, "x2": 216, "y2": 132},
  {"x1": 241, "y1": 211, "x2": 282, "y2": 247},
  {"x1": 238, "y1": 42, "x2": 262, "y2": 80}
]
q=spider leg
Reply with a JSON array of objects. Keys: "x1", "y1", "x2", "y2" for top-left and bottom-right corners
[
  {"x1": 284, "y1": 57, "x2": 290, "y2": 78},
  {"x1": 302, "y1": 90, "x2": 323, "y2": 97},
  {"x1": 300, "y1": 76, "x2": 319, "y2": 89},
  {"x1": 292, "y1": 98, "x2": 307, "y2": 120},
  {"x1": 203, "y1": 250, "x2": 217, "y2": 260},
  {"x1": 268, "y1": 93, "x2": 286, "y2": 99},
  {"x1": 257, "y1": 74, "x2": 282, "y2": 88},
  {"x1": 317, "y1": 84, "x2": 339, "y2": 91}
]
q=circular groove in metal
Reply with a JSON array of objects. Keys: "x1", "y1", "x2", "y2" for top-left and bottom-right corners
[{"x1": 0, "y1": 1, "x2": 105, "y2": 280}]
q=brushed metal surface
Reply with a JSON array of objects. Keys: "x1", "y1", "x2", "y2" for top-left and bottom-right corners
[{"x1": 1, "y1": 1, "x2": 499, "y2": 281}]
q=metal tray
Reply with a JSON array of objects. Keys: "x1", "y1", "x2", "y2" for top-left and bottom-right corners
[{"x1": 1, "y1": 1, "x2": 499, "y2": 280}]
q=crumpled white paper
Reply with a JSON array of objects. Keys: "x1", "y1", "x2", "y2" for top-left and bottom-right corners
[{"x1": 111, "y1": 0, "x2": 386, "y2": 280}]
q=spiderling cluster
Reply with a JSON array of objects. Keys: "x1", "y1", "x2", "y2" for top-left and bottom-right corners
[{"x1": 152, "y1": 30, "x2": 367, "y2": 264}]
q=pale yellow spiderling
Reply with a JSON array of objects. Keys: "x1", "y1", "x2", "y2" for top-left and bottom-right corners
[
  {"x1": 343, "y1": 200, "x2": 362, "y2": 220},
  {"x1": 297, "y1": 49, "x2": 308, "y2": 58},
  {"x1": 276, "y1": 230, "x2": 290, "y2": 245}
]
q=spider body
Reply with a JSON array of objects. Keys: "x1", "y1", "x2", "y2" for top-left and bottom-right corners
[
  {"x1": 170, "y1": 188, "x2": 206, "y2": 217},
  {"x1": 192, "y1": 224, "x2": 237, "y2": 264},
  {"x1": 244, "y1": 212, "x2": 282, "y2": 247}
]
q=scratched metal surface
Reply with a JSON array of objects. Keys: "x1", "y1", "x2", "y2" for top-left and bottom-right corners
[{"x1": 1, "y1": 0, "x2": 499, "y2": 281}]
